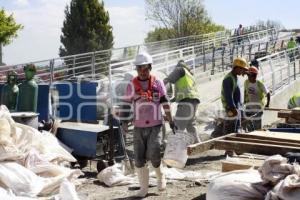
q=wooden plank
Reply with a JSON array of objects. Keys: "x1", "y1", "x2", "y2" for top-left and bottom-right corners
[
  {"x1": 244, "y1": 131, "x2": 300, "y2": 141},
  {"x1": 214, "y1": 140, "x2": 300, "y2": 155},
  {"x1": 221, "y1": 158, "x2": 264, "y2": 172},
  {"x1": 187, "y1": 133, "x2": 236, "y2": 156},
  {"x1": 225, "y1": 136, "x2": 300, "y2": 148}
]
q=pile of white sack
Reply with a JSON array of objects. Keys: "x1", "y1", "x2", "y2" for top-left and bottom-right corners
[
  {"x1": 0, "y1": 105, "x2": 82, "y2": 199},
  {"x1": 207, "y1": 154, "x2": 300, "y2": 200}
]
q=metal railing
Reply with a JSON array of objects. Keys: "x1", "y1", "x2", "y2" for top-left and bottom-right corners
[
  {"x1": 0, "y1": 26, "x2": 277, "y2": 83},
  {"x1": 258, "y1": 46, "x2": 300, "y2": 94}
]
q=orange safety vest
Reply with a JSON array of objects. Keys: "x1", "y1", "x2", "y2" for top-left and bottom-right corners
[{"x1": 132, "y1": 75, "x2": 156, "y2": 101}]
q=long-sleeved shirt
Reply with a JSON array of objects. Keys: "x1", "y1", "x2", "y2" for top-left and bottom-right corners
[{"x1": 222, "y1": 73, "x2": 242, "y2": 110}]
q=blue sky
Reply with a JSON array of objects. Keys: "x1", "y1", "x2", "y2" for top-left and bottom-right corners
[{"x1": 1, "y1": 0, "x2": 299, "y2": 65}]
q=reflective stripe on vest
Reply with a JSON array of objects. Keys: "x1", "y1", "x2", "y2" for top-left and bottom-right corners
[
  {"x1": 174, "y1": 68, "x2": 200, "y2": 101},
  {"x1": 244, "y1": 79, "x2": 265, "y2": 106},
  {"x1": 221, "y1": 72, "x2": 237, "y2": 109}
]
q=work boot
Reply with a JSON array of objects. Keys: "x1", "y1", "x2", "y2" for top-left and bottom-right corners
[
  {"x1": 154, "y1": 164, "x2": 166, "y2": 191},
  {"x1": 135, "y1": 166, "x2": 149, "y2": 197}
]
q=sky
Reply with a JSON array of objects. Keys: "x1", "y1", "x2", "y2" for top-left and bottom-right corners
[{"x1": 1, "y1": 0, "x2": 299, "y2": 65}]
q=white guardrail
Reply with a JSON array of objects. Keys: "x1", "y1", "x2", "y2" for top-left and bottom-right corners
[{"x1": 0, "y1": 27, "x2": 278, "y2": 85}]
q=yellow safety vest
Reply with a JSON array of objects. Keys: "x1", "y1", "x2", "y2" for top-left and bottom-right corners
[
  {"x1": 174, "y1": 68, "x2": 200, "y2": 101},
  {"x1": 288, "y1": 92, "x2": 300, "y2": 109},
  {"x1": 244, "y1": 79, "x2": 266, "y2": 106}
]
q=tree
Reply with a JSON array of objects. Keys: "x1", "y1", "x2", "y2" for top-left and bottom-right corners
[
  {"x1": 256, "y1": 20, "x2": 285, "y2": 31},
  {"x1": 145, "y1": 0, "x2": 224, "y2": 41},
  {"x1": 0, "y1": 9, "x2": 23, "y2": 65},
  {"x1": 59, "y1": 0, "x2": 113, "y2": 74}
]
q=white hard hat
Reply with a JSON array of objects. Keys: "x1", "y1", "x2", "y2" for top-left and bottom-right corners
[{"x1": 133, "y1": 52, "x2": 153, "y2": 66}]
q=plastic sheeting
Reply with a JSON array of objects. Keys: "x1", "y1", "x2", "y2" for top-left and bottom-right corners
[{"x1": 0, "y1": 105, "x2": 82, "y2": 198}]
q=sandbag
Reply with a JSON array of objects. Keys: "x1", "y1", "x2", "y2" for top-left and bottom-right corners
[
  {"x1": 265, "y1": 174, "x2": 300, "y2": 200},
  {"x1": 0, "y1": 118, "x2": 12, "y2": 145},
  {"x1": 0, "y1": 162, "x2": 45, "y2": 197},
  {"x1": 58, "y1": 179, "x2": 80, "y2": 200},
  {"x1": 259, "y1": 155, "x2": 294, "y2": 185},
  {"x1": 97, "y1": 164, "x2": 135, "y2": 187},
  {"x1": 0, "y1": 187, "x2": 36, "y2": 199},
  {"x1": 206, "y1": 169, "x2": 270, "y2": 200}
]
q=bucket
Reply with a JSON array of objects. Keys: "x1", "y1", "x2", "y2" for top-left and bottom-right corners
[
  {"x1": 163, "y1": 131, "x2": 193, "y2": 168},
  {"x1": 11, "y1": 112, "x2": 39, "y2": 129}
]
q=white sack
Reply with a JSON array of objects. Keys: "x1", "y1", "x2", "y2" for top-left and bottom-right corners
[
  {"x1": 14, "y1": 123, "x2": 76, "y2": 163},
  {"x1": 57, "y1": 179, "x2": 80, "y2": 200},
  {"x1": 0, "y1": 162, "x2": 82, "y2": 197},
  {"x1": 97, "y1": 164, "x2": 135, "y2": 187},
  {"x1": 0, "y1": 162, "x2": 45, "y2": 197},
  {"x1": 265, "y1": 174, "x2": 300, "y2": 200},
  {"x1": 259, "y1": 155, "x2": 294, "y2": 185},
  {"x1": 206, "y1": 169, "x2": 270, "y2": 200}
]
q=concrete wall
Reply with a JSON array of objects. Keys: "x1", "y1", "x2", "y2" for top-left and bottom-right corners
[{"x1": 263, "y1": 79, "x2": 300, "y2": 126}]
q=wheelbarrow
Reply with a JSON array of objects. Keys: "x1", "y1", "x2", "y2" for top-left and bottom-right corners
[{"x1": 56, "y1": 121, "x2": 121, "y2": 172}]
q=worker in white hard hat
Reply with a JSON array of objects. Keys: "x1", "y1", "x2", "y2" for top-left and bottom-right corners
[
  {"x1": 121, "y1": 52, "x2": 174, "y2": 197},
  {"x1": 164, "y1": 60, "x2": 201, "y2": 144},
  {"x1": 244, "y1": 66, "x2": 270, "y2": 130},
  {"x1": 221, "y1": 57, "x2": 249, "y2": 134}
]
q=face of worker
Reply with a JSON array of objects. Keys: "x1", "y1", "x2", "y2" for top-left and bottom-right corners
[
  {"x1": 25, "y1": 69, "x2": 35, "y2": 80},
  {"x1": 7, "y1": 75, "x2": 17, "y2": 85},
  {"x1": 136, "y1": 64, "x2": 151, "y2": 80},
  {"x1": 234, "y1": 66, "x2": 247, "y2": 76},
  {"x1": 247, "y1": 73, "x2": 257, "y2": 83}
]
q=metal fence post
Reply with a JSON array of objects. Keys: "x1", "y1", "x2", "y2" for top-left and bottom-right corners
[
  {"x1": 49, "y1": 59, "x2": 54, "y2": 84},
  {"x1": 211, "y1": 46, "x2": 215, "y2": 75},
  {"x1": 91, "y1": 52, "x2": 96, "y2": 78},
  {"x1": 221, "y1": 46, "x2": 225, "y2": 71},
  {"x1": 248, "y1": 44, "x2": 253, "y2": 62},
  {"x1": 72, "y1": 56, "x2": 76, "y2": 76},
  {"x1": 203, "y1": 45, "x2": 206, "y2": 72},
  {"x1": 270, "y1": 59, "x2": 276, "y2": 94},
  {"x1": 285, "y1": 51, "x2": 291, "y2": 84}
]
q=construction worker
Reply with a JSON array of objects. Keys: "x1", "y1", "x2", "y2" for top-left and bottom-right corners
[
  {"x1": 236, "y1": 24, "x2": 244, "y2": 45},
  {"x1": 164, "y1": 60, "x2": 201, "y2": 143},
  {"x1": 287, "y1": 92, "x2": 300, "y2": 109},
  {"x1": 221, "y1": 57, "x2": 249, "y2": 134},
  {"x1": 244, "y1": 66, "x2": 270, "y2": 130},
  {"x1": 287, "y1": 37, "x2": 297, "y2": 49},
  {"x1": 122, "y1": 52, "x2": 174, "y2": 197},
  {"x1": 287, "y1": 37, "x2": 297, "y2": 62}
]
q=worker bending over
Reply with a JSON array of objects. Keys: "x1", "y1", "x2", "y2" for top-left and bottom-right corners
[{"x1": 164, "y1": 60, "x2": 201, "y2": 143}]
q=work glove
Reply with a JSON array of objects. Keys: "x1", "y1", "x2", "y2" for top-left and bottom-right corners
[
  {"x1": 227, "y1": 108, "x2": 238, "y2": 117},
  {"x1": 169, "y1": 121, "x2": 177, "y2": 134}
]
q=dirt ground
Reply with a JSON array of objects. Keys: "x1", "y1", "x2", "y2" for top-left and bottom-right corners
[{"x1": 75, "y1": 129, "x2": 226, "y2": 200}]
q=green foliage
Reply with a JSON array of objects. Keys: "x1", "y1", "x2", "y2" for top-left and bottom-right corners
[
  {"x1": 59, "y1": 0, "x2": 114, "y2": 56},
  {"x1": 145, "y1": 28, "x2": 176, "y2": 43},
  {"x1": 0, "y1": 9, "x2": 23, "y2": 46},
  {"x1": 145, "y1": 0, "x2": 225, "y2": 42},
  {"x1": 59, "y1": 0, "x2": 114, "y2": 75}
]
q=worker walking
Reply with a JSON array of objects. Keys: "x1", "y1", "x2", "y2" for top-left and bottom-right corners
[
  {"x1": 288, "y1": 92, "x2": 300, "y2": 109},
  {"x1": 244, "y1": 66, "x2": 270, "y2": 130},
  {"x1": 287, "y1": 37, "x2": 297, "y2": 49},
  {"x1": 287, "y1": 37, "x2": 297, "y2": 62},
  {"x1": 236, "y1": 24, "x2": 244, "y2": 45},
  {"x1": 221, "y1": 57, "x2": 249, "y2": 134},
  {"x1": 122, "y1": 52, "x2": 175, "y2": 197},
  {"x1": 164, "y1": 60, "x2": 201, "y2": 143}
]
